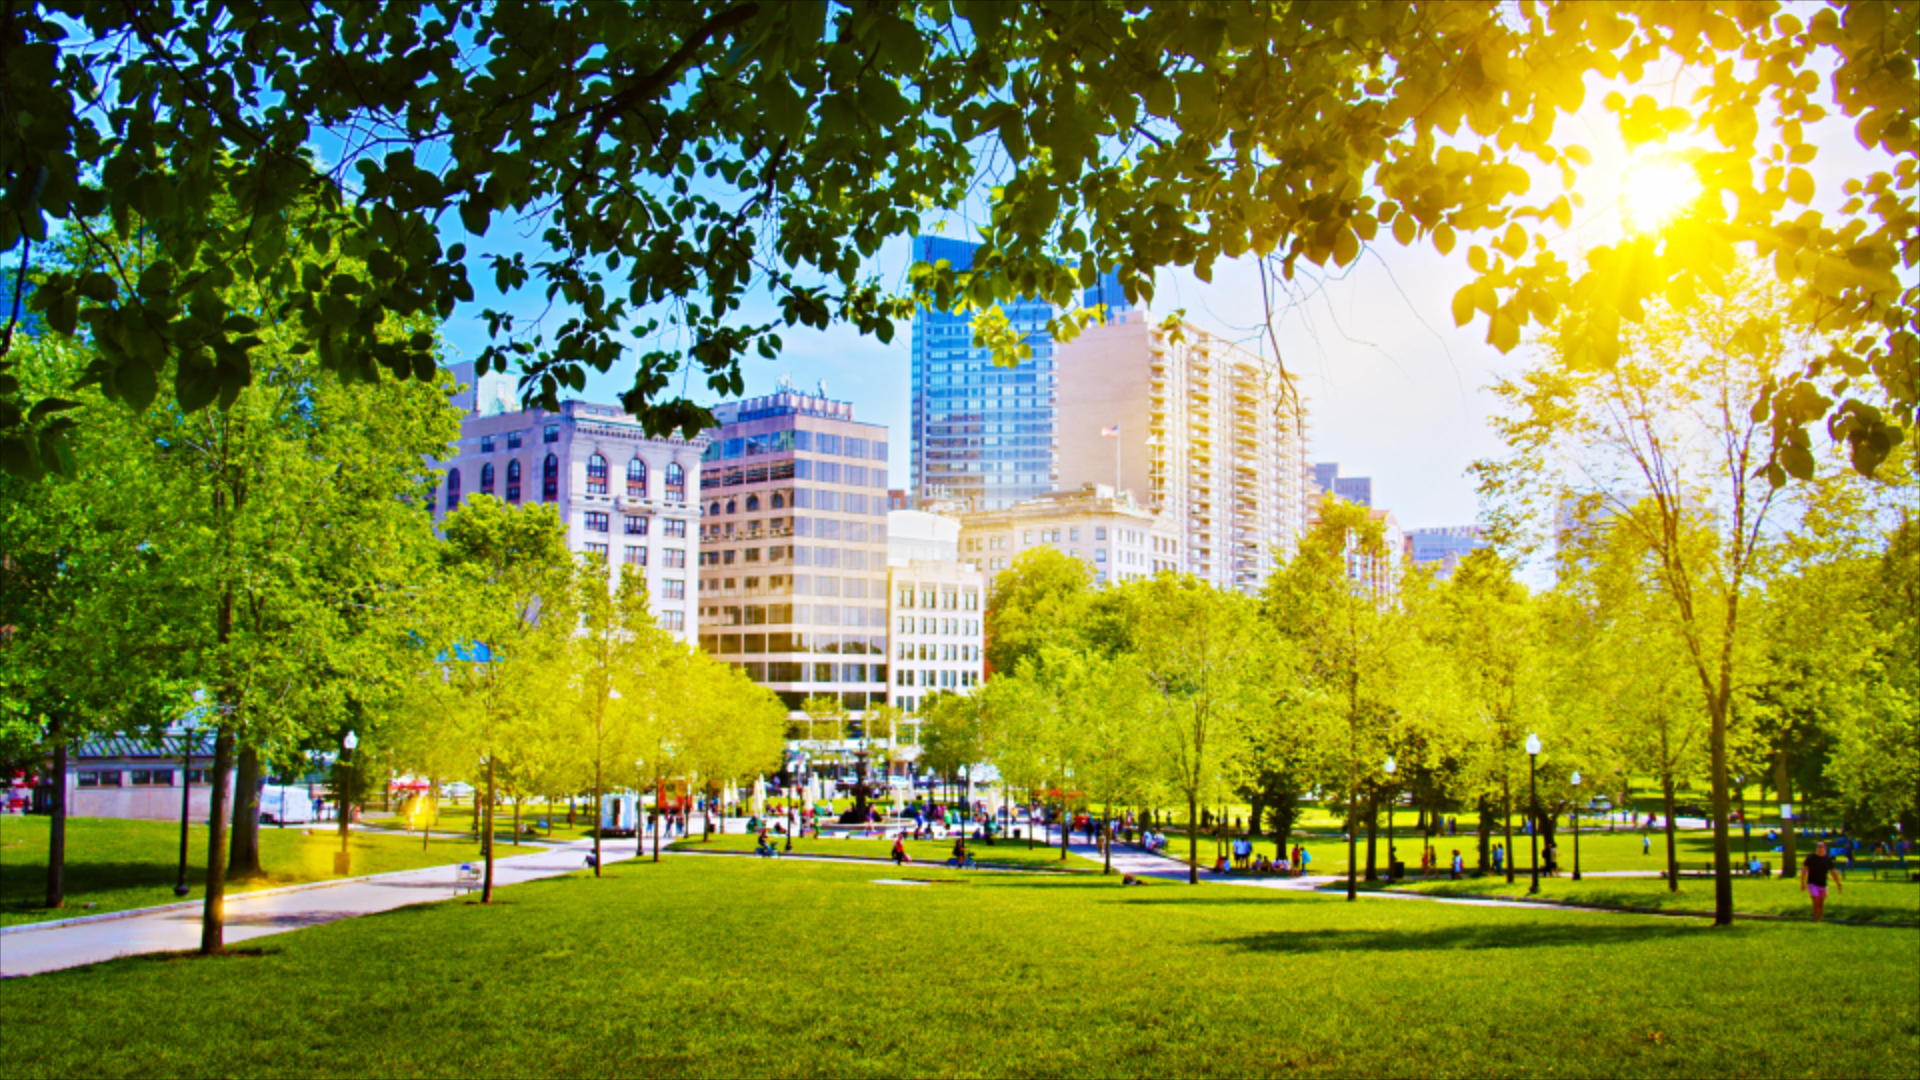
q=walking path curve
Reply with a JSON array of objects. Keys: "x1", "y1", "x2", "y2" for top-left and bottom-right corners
[{"x1": 0, "y1": 834, "x2": 664, "y2": 979}]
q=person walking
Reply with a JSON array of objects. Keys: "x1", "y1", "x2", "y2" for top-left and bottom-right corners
[
  {"x1": 1800, "y1": 841, "x2": 1843, "y2": 922},
  {"x1": 1450, "y1": 849, "x2": 1464, "y2": 880},
  {"x1": 891, "y1": 835, "x2": 909, "y2": 866}
]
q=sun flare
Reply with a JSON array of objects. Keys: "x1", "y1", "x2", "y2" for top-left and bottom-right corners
[{"x1": 1620, "y1": 157, "x2": 1702, "y2": 232}]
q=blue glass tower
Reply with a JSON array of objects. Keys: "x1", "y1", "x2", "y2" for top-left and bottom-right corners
[{"x1": 909, "y1": 236, "x2": 1124, "y2": 510}]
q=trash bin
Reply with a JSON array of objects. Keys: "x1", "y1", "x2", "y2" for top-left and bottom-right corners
[{"x1": 1389, "y1": 860, "x2": 1405, "y2": 881}]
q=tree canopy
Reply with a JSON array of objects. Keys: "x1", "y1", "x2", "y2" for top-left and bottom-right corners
[{"x1": 4, "y1": 1, "x2": 1911, "y2": 480}]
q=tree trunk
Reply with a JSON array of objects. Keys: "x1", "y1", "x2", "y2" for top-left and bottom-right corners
[
  {"x1": 1662, "y1": 770, "x2": 1680, "y2": 893},
  {"x1": 1476, "y1": 795, "x2": 1492, "y2": 873},
  {"x1": 228, "y1": 745, "x2": 263, "y2": 880},
  {"x1": 1707, "y1": 695, "x2": 1735, "y2": 925},
  {"x1": 422, "y1": 781, "x2": 433, "y2": 852},
  {"x1": 1187, "y1": 793, "x2": 1199, "y2": 885},
  {"x1": 1774, "y1": 750, "x2": 1798, "y2": 877},
  {"x1": 591, "y1": 764, "x2": 602, "y2": 877},
  {"x1": 45, "y1": 729, "x2": 67, "y2": 910},
  {"x1": 652, "y1": 773, "x2": 663, "y2": 863},
  {"x1": 1502, "y1": 774, "x2": 1516, "y2": 884},
  {"x1": 200, "y1": 725, "x2": 236, "y2": 954},
  {"x1": 481, "y1": 755, "x2": 496, "y2": 904},
  {"x1": 1344, "y1": 784, "x2": 1358, "y2": 901},
  {"x1": 1247, "y1": 796, "x2": 1265, "y2": 838},
  {"x1": 1102, "y1": 798, "x2": 1113, "y2": 875}
]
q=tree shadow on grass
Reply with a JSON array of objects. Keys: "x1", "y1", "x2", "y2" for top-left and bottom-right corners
[{"x1": 1213, "y1": 921, "x2": 1709, "y2": 955}]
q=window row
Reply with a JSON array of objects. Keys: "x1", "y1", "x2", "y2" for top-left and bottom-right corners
[
  {"x1": 895, "y1": 642, "x2": 981, "y2": 662},
  {"x1": 737, "y1": 661, "x2": 887, "y2": 685},
  {"x1": 895, "y1": 668, "x2": 980, "y2": 689},
  {"x1": 699, "y1": 629, "x2": 888, "y2": 654},
  {"x1": 701, "y1": 431, "x2": 888, "y2": 463},
  {"x1": 893, "y1": 586, "x2": 981, "y2": 610},
  {"x1": 893, "y1": 617, "x2": 981, "y2": 637},
  {"x1": 76, "y1": 768, "x2": 208, "y2": 787}
]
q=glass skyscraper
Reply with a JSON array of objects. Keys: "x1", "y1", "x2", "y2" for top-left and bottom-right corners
[{"x1": 909, "y1": 236, "x2": 1125, "y2": 510}]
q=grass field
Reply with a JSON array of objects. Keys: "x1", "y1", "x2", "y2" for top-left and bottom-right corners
[
  {"x1": 1391, "y1": 873, "x2": 1920, "y2": 924},
  {"x1": 670, "y1": 831, "x2": 1089, "y2": 871},
  {"x1": 3, "y1": 857, "x2": 1914, "y2": 1078},
  {"x1": 0, "y1": 816, "x2": 490, "y2": 928}
]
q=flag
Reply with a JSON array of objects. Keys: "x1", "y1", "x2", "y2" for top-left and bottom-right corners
[{"x1": 1100, "y1": 424, "x2": 1120, "y2": 438}]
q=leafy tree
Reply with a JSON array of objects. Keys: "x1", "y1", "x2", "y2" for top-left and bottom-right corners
[
  {"x1": 438, "y1": 495, "x2": 572, "y2": 902},
  {"x1": 975, "y1": 665, "x2": 1058, "y2": 850},
  {"x1": 919, "y1": 690, "x2": 985, "y2": 811},
  {"x1": 564, "y1": 557, "x2": 670, "y2": 875},
  {"x1": 8, "y1": 3, "x2": 1910, "y2": 485},
  {"x1": 984, "y1": 547, "x2": 1094, "y2": 676},
  {"x1": 1263, "y1": 500, "x2": 1415, "y2": 898},
  {"x1": 1043, "y1": 646, "x2": 1155, "y2": 874},
  {"x1": 680, "y1": 653, "x2": 787, "y2": 838},
  {"x1": 1484, "y1": 261, "x2": 1806, "y2": 925},
  {"x1": 1129, "y1": 575, "x2": 1271, "y2": 884}
]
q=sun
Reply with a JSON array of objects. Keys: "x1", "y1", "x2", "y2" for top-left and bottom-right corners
[{"x1": 1620, "y1": 156, "x2": 1702, "y2": 232}]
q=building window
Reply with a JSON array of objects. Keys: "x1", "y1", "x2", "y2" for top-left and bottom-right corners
[
  {"x1": 543, "y1": 422, "x2": 559, "y2": 444},
  {"x1": 77, "y1": 770, "x2": 121, "y2": 788},
  {"x1": 746, "y1": 494, "x2": 760, "y2": 512},
  {"x1": 665, "y1": 462, "x2": 686, "y2": 501},
  {"x1": 1071, "y1": 527, "x2": 1081, "y2": 541},
  {"x1": 480, "y1": 435, "x2": 495, "y2": 454},
  {"x1": 624, "y1": 516, "x2": 648, "y2": 536},
  {"x1": 586, "y1": 453, "x2": 609, "y2": 495},
  {"x1": 664, "y1": 519, "x2": 686, "y2": 538},
  {"x1": 625, "y1": 546, "x2": 648, "y2": 566},
  {"x1": 130, "y1": 769, "x2": 174, "y2": 786},
  {"x1": 506, "y1": 459, "x2": 522, "y2": 503},
  {"x1": 771, "y1": 492, "x2": 785, "y2": 509},
  {"x1": 584, "y1": 542, "x2": 608, "y2": 559},
  {"x1": 479, "y1": 461, "x2": 495, "y2": 496},
  {"x1": 627, "y1": 457, "x2": 647, "y2": 497},
  {"x1": 1095, "y1": 526, "x2": 1108, "y2": 541},
  {"x1": 1096, "y1": 549, "x2": 1108, "y2": 563},
  {"x1": 445, "y1": 468, "x2": 461, "y2": 511},
  {"x1": 662, "y1": 579, "x2": 686, "y2": 600},
  {"x1": 585, "y1": 512, "x2": 610, "y2": 533},
  {"x1": 506, "y1": 431, "x2": 522, "y2": 450},
  {"x1": 664, "y1": 548, "x2": 686, "y2": 568},
  {"x1": 726, "y1": 499, "x2": 737, "y2": 515},
  {"x1": 662, "y1": 610, "x2": 685, "y2": 632},
  {"x1": 542, "y1": 453, "x2": 559, "y2": 501}
]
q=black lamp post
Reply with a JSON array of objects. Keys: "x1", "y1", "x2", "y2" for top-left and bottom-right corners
[
  {"x1": 337, "y1": 730, "x2": 358, "y2": 876},
  {"x1": 1570, "y1": 770, "x2": 1583, "y2": 882},
  {"x1": 1383, "y1": 756, "x2": 1398, "y2": 882},
  {"x1": 174, "y1": 724, "x2": 197, "y2": 897},
  {"x1": 1525, "y1": 733, "x2": 1541, "y2": 895}
]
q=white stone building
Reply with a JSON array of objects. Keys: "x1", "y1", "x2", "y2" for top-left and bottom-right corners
[
  {"x1": 957, "y1": 484, "x2": 1179, "y2": 587},
  {"x1": 885, "y1": 511, "x2": 986, "y2": 724}
]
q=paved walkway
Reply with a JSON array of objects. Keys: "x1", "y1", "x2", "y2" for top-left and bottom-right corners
[{"x1": 0, "y1": 834, "x2": 665, "y2": 978}]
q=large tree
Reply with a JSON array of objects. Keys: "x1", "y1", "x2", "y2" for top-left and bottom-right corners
[
  {"x1": 1484, "y1": 262, "x2": 1808, "y2": 924},
  {"x1": 13, "y1": 3, "x2": 1905, "y2": 484}
]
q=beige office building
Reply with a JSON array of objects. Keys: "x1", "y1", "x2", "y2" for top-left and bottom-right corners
[
  {"x1": 886, "y1": 511, "x2": 986, "y2": 724},
  {"x1": 1055, "y1": 311, "x2": 1309, "y2": 593},
  {"x1": 958, "y1": 484, "x2": 1179, "y2": 587}
]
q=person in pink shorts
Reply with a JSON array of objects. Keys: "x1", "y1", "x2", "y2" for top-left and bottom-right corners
[{"x1": 1799, "y1": 840, "x2": 1844, "y2": 922}]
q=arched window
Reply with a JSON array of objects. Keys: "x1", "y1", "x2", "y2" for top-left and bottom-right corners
[
  {"x1": 771, "y1": 492, "x2": 785, "y2": 509},
  {"x1": 664, "y1": 462, "x2": 685, "y2": 501},
  {"x1": 586, "y1": 453, "x2": 608, "y2": 495},
  {"x1": 506, "y1": 459, "x2": 522, "y2": 503},
  {"x1": 542, "y1": 453, "x2": 559, "y2": 502},
  {"x1": 445, "y1": 468, "x2": 461, "y2": 511},
  {"x1": 709, "y1": 501, "x2": 721, "y2": 517},
  {"x1": 745, "y1": 494, "x2": 760, "y2": 512},
  {"x1": 725, "y1": 499, "x2": 737, "y2": 515},
  {"x1": 479, "y1": 462, "x2": 496, "y2": 496},
  {"x1": 626, "y1": 457, "x2": 647, "y2": 498}
]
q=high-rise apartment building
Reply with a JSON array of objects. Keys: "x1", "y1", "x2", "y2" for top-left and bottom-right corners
[
  {"x1": 957, "y1": 484, "x2": 1179, "y2": 587},
  {"x1": 885, "y1": 511, "x2": 985, "y2": 722},
  {"x1": 696, "y1": 388, "x2": 892, "y2": 713},
  {"x1": 433, "y1": 365, "x2": 703, "y2": 637},
  {"x1": 1055, "y1": 312, "x2": 1309, "y2": 593},
  {"x1": 908, "y1": 236, "x2": 1126, "y2": 511}
]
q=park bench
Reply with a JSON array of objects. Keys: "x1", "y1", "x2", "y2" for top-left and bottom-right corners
[{"x1": 454, "y1": 863, "x2": 482, "y2": 894}]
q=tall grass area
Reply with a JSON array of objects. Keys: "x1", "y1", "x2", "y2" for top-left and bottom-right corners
[
  {"x1": 3, "y1": 858, "x2": 1913, "y2": 1078},
  {"x1": 0, "y1": 816, "x2": 489, "y2": 927}
]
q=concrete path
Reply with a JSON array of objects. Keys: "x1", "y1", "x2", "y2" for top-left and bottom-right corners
[{"x1": 0, "y1": 834, "x2": 666, "y2": 979}]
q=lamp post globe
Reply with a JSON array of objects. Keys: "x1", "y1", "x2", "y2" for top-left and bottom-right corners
[{"x1": 1525, "y1": 734, "x2": 1541, "y2": 895}]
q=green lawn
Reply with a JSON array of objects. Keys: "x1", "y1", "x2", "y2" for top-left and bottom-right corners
[
  {"x1": 370, "y1": 800, "x2": 601, "y2": 844},
  {"x1": 1391, "y1": 872, "x2": 1920, "y2": 924},
  {"x1": 0, "y1": 816, "x2": 491, "y2": 928},
  {"x1": 3, "y1": 857, "x2": 1914, "y2": 1078},
  {"x1": 670, "y1": 831, "x2": 1088, "y2": 871}
]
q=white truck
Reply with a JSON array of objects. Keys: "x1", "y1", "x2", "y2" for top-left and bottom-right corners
[{"x1": 259, "y1": 784, "x2": 315, "y2": 825}]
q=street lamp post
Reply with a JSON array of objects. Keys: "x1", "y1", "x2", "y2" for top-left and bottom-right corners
[
  {"x1": 1525, "y1": 733, "x2": 1541, "y2": 896},
  {"x1": 1570, "y1": 770, "x2": 1583, "y2": 882},
  {"x1": 174, "y1": 724, "x2": 197, "y2": 897},
  {"x1": 337, "y1": 730, "x2": 358, "y2": 876},
  {"x1": 1383, "y1": 756, "x2": 1398, "y2": 882}
]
